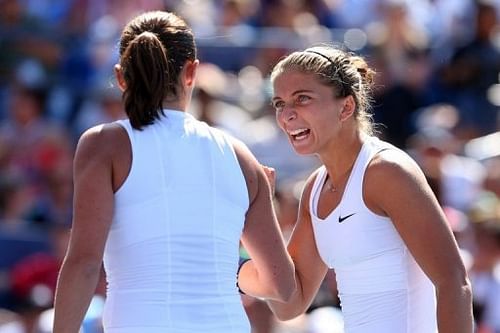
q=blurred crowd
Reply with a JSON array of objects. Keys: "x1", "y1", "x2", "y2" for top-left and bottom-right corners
[{"x1": 0, "y1": 0, "x2": 499, "y2": 332}]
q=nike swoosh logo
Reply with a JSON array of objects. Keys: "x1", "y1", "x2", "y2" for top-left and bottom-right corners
[{"x1": 338, "y1": 213, "x2": 356, "y2": 223}]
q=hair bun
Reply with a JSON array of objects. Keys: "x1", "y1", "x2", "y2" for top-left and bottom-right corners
[{"x1": 351, "y1": 56, "x2": 375, "y2": 86}]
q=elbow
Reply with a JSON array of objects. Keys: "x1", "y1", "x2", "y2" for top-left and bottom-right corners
[
  {"x1": 61, "y1": 254, "x2": 102, "y2": 278},
  {"x1": 460, "y1": 275, "x2": 473, "y2": 301},
  {"x1": 459, "y1": 270, "x2": 472, "y2": 289},
  {"x1": 272, "y1": 303, "x2": 304, "y2": 321},
  {"x1": 275, "y1": 281, "x2": 295, "y2": 303},
  {"x1": 274, "y1": 308, "x2": 301, "y2": 321},
  {"x1": 274, "y1": 270, "x2": 297, "y2": 302},
  {"x1": 435, "y1": 267, "x2": 473, "y2": 299}
]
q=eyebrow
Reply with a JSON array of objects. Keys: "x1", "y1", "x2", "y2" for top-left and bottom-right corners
[{"x1": 271, "y1": 89, "x2": 315, "y2": 101}]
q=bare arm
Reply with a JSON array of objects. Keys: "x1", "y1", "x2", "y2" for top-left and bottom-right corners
[
  {"x1": 266, "y1": 172, "x2": 329, "y2": 320},
  {"x1": 366, "y1": 150, "x2": 473, "y2": 333},
  {"x1": 232, "y1": 138, "x2": 296, "y2": 302},
  {"x1": 53, "y1": 125, "x2": 121, "y2": 333}
]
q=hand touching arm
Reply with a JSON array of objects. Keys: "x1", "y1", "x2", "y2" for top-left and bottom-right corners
[
  {"x1": 232, "y1": 138, "x2": 296, "y2": 302},
  {"x1": 265, "y1": 173, "x2": 329, "y2": 320}
]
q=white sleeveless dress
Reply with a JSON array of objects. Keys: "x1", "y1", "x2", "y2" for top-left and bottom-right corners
[
  {"x1": 102, "y1": 109, "x2": 250, "y2": 332},
  {"x1": 309, "y1": 136, "x2": 437, "y2": 333}
]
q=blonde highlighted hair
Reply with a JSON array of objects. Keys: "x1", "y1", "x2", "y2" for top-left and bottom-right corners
[{"x1": 271, "y1": 45, "x2": 376, "y2": 135}]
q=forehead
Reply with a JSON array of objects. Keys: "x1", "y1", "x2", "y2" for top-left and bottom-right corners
[{"x1": 272, "y1": 69, "x2": 330, "y2": 97}]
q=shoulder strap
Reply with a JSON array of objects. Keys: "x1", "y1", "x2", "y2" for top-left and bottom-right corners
[{"x1": 309, "y1": 166, "x2": 327, "y2": 218}]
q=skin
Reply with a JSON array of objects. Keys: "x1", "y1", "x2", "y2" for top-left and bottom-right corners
[
  {"x1": 266, "y1": 69, "x2": 473, "y2": 333},
  {"x1": 52, "y1": 59, "x2": 295, "y2": 333}
]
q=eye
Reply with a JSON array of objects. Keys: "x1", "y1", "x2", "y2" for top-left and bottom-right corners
[
  {"x1": 272, "y1": 100, "x2": 285, "y2": 112},
  {"x1": 296, "y1": 95, "x2": 311, "y2": 104}
]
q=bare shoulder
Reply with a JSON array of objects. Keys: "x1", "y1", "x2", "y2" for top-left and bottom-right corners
[
  {"x1": 228, "y1": 136, "x2": 260, "y2": 202},
  {"x1": 74, "y1": 123, "x2": 129, "y2": 170},
  {"x1": 230, "y1": 136, "x2": 259, "y2": 174},
  {"x1": 365, "y1": 147, "x2": 426, "y2": 190},
  {"x1": 364, "y1": 146, "x2": 433, "y2": 215},
  {"x1": 78, "y1": 122, "x2": 127, "y2": 150}
]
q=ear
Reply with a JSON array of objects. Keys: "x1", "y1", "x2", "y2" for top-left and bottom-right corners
[
  {"x1": 114, "y1": 64, "x2": 127, "y2": 91},
  {"x1": 183, "y1": 59, "x2": 199, "y2": 87},
  {"x1": 339, "y1": 95, "x2": 356, "y2": 121}
]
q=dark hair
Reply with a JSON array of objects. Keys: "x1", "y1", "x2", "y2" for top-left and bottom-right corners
[
  {"x1": 270, "y1": 45, "x2": 376, "y2": 135},
  {"x1": 118, "y1": 11, "x2": 196, "y2": 130}
]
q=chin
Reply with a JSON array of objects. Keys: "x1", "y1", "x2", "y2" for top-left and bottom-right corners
[{"x1": 292, "y1": 146, "x2": 315, "y2": 156}]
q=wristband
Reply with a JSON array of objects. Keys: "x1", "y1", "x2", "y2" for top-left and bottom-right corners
[{"x1": 236, "y1": 258, "x2": 252, "y2": 295}]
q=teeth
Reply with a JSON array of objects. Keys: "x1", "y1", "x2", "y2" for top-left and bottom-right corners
[{"x1": 289, "y1": 128, "x2": 308, "y2": 135}]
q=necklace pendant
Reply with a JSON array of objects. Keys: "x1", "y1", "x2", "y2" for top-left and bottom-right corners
[{"x1": 327, "y1": 183, "x2": 337, "y2": 192}]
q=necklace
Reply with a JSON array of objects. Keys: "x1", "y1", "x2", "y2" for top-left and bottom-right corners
[
  {"x1": 324, "y1": 162, "x2": 356, "y2": 193},
  {"x1": 326, "y1": 178, "x2": 337, "y2": 192}
]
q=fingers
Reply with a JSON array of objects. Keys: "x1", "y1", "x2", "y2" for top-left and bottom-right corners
[
  {"x1": 261, "y1": 165, "x2": 275, "y2": 183},
  {"x1": 261, "y1": 165, "x2": 276, "y2": 196}
]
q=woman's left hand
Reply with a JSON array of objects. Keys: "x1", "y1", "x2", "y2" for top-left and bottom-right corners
[{"x1": 261, "y1": 165, "x2": 276, "y2": 197}]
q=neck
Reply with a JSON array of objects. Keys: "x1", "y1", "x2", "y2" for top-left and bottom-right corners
[
  {"x1": 162, "y1": 100, "x2": 186, "y2": 112},
  {"x1": 319, "y1": 129, "x2": 364, "y2": 183},
  {"x1": 162, "y1": 90, "x2": 190, "y2": 112}
]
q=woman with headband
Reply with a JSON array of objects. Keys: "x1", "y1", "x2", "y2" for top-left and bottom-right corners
[{"x1": 240, "y1": 45, "x2": 473, "y2": 333}]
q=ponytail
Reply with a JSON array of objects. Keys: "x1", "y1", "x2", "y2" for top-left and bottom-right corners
[
  {"x1": 118, "y1": 11, "x2": 196, "y2": 129},
  {"x1": 121, "y1": 31, "x2": 170, "y2": 130}
]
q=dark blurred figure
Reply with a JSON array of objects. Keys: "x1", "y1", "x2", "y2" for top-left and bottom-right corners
[
  {"x1": 367, "y1": 0, "x2": 433, "y2": 148},
  {"x1": 467, "y1": 192, "x2": 500, "y2": 333},
  {"x1": 0, "y1": 0, "x2": 62, "y2": 86},
  {"x1": 7, "y1": 252, "x2": 59, "y2": 332},
  {"x1": 0, "y1": 81, "x2": 73, "y2": 227},
  {"x1": 407, "y1": 104, "x2": 487, "y2": 212},
  {"x1": 257, "y1": 0, "x2": 331, "y2": 28},
  {"x1": 190, "y1": 62, "x2": 252, "y2": 139},
  {"x1": 438, "y1": 0, "x2": 500, "y2": 139}
]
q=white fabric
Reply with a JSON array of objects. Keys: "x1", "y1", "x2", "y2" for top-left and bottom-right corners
[
  {"x1": 309, "y1": 136, "x2": 437, "y2": 333},
  {"x1": 102, "y1": 110, "x2": 250, "y2": 332}
]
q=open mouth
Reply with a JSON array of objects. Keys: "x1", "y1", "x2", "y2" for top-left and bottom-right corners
[{"x1": 288, "y1": 128, "x2": 311, "y2": 141}]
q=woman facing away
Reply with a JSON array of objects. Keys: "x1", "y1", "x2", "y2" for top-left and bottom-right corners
[
  {"x1": 52, "y1": 11, "x2": 295, "y2": 333},
  {"x1": 239, "y1": 45, "x2": 474, "y2": 333}
]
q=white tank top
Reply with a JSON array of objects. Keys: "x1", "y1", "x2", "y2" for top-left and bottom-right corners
[
  {"x1": 309, "y1": 136, "x2": 437, "y2": 333},
  {"x1": 102, "y1": 110, "x2": 250, "y2": 333}
]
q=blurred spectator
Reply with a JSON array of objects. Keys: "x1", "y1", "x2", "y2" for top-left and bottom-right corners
[
  {"x1": 0, "y1": 81, "x2": 72, "y2": 227},
  {"x1": 465, "y1": 131, "x2": 500, "y2": 163},
  {"x1": 326, "y1": 0, "x2": 380, "y2": 29},
  {"x1": 483, "y1": 156, "x2": 500, "y2": 196},
  {"x1": 72, "y1": 82, "x2": 126, "y2": 139},
  {"x1": 0, "y1": 223, "x2": 51, "y2": 311},
  {"x1": 467, "y1": 192, "x2": 500, "y2": 332},
  {"x1": 403, "y1": 0, "x2": 474, "y2": 53},
  {"x1": 367, "y1": 0, "x2": 434, "y2": 147},
  {"x1": 438, "y1": 0, "x2": 500, "y2": 138},
  {"x1": 258, "y1": 0, "x2": 331, "y2": 29},
  {"x1": 189, "y1": 63, "x2": 253, "y2": 139},
  {"x1": 407, "y1": 104, "x2": 487, "y2": 212},
  {"x1": 0, "y1": 173, "x2": 37, "y2": 227},
  {"x1": 7, "y1": 252, "x2": 59, "y2": 332},
  {"x1": 0, "y1": 0, "x2": 62, "y2": 86},
  {"x1": 258, "y1": 0, "x2": 314, "y2": 28}
]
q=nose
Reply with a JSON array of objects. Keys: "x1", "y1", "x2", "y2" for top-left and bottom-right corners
[{"x1": 282, "y1": 106, "x2": 297, "y2": 122}]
